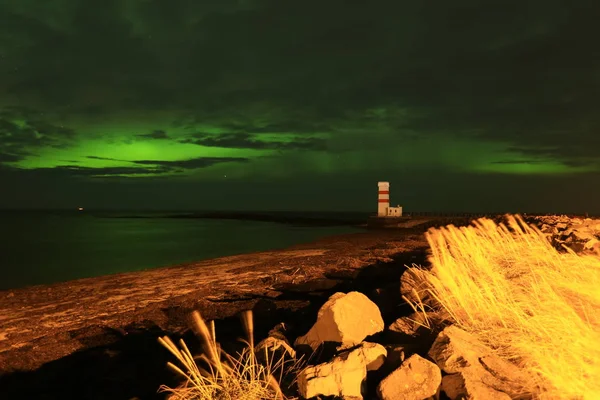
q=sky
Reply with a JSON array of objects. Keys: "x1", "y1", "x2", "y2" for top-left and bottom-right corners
[{"x1": 0, "y1": 0, "x2": 599, "y2": 213}]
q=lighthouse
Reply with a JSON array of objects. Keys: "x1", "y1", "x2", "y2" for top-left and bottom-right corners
[
  {"x1": 377, "y1": 181, "x2": 403, "y2": 217},
  {"x1": 378, "y1": 182, "x2": 390, "y2": 216}
]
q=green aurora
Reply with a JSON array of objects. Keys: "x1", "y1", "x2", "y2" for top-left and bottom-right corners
[{"x1": 1, "y1": 0, "x2": 599, "y2": 212}]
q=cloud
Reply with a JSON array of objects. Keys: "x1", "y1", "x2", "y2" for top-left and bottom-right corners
[
  {"x1": 50, "y1": 165, "x2": 167, "y2": 177},
  {"x1": 136, "y1": 129, "x2": 169, "y2": 139},
  {"x1": 0, "y1": 152, "x2": 25, "y2": 163},
  {"x1": 132, "y1": 156, "x2": 249, "y2": 169},
  {"x1": 2, "y1": 156, "x2": 249, "y2": 179},
  {"x1": 0, "y1": 107, "x2": 76, "y2": 166},
  {"x1": 181, "y1": 132, "x2": 328, "y2": 151},
  {"x1": 0, "y1": 0, "x2": 598, "y2": 173},
  {"x1": 85, "y1": 155, "x2": 248, "y2": 168},
  {"x1": 86, "y1": 155, "x2": 120, "y2": 161},
  {"x1": 490, "y1": 159, "x2": 549, "y2": 165},
  {"x1": 85, "y1": 154, "x2": 249, "y2": 170}
]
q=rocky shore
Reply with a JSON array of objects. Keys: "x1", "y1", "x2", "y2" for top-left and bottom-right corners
[
  {"x1": 1, "y1": 214, "x2": 597, "y2": 399},
  {"x1": 244, "y1": 214, "x2": 599, "y2": 400},
  {"x1": 534, "y1": 214, "x2": 600, "y2": 253}
]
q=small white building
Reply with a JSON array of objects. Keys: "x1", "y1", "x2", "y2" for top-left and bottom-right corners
[{"x1": 377, "y1": 181, "x2": 403, "y2": 217}]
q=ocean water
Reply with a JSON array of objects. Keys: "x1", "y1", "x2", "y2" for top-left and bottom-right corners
[{"x1": 0, "y1": 210, "x2": 364, "y2": 291}]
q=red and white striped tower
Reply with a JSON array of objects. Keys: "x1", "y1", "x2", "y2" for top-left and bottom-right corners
[{"x1": 378, "y1": 181, "x2": 390, "y2": 217}]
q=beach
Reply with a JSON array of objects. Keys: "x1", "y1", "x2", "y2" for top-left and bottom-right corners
[
  {"x1": 0, "y1": 227, "x2": 429, "y2": 368},
  {"x1": 0, "y1": 222, "x2": 438, "y2": 399}
]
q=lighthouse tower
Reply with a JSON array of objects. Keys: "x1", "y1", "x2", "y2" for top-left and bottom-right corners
[
  {"x1": 378, "y1": 182, "x2": 390, "y2": 217},
  {"x1": 377, "y1": 181, "x2": 403, "y2": 217}
]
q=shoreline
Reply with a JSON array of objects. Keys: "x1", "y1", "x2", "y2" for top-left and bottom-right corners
[
  {"x1": 1, "y1": 215, "x2": 460, "y2": 293},
  {"x1": 0, "y1": 226, "x2": 432, "y2": 374},
  {"x1": 0, "y1": 215, "x2": 368, "y2": 292},
  {"x1": 104, "y1": 210, "x2": 370, "y2": 227},
  {"x1": 0, "y1": 213, "x2": 543, "y2": 295}
]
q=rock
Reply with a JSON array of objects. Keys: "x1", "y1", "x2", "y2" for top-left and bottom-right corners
[
  {"x1": 566, "y1": 242, "x2": 586, "y2": 253},
  {"x1": 441, "y1": 373, "x2": 511, "y2": 400},
  {"x1": 428, "y1": 326, "x2": 489, "y2": 374},
  {"x1": 296, "y1": 342, "x2": 386, "y2": 399},
  {"x1": 585, "y1": 238, "x2": 600, "y2": 252},
  {"x1": 563, "y1": 227, "x2": 573, "y2": 237},
  {"x1": 388, "y1": 315, "x2": 421, "y2": 337},
  {"x1": 294, "y1": 291, "x2": 384, "y2": 351},
  {"x1": 386, "y1": 311, "x2": 450, "y2": 359},
  {"x1": 539, "y1": 223, "x2": 552, "y2": 234},
  {"x1": 359, "y1": 342, "x2": 388, "y2": 372},
  {"x1": 255, "y1": 335, "x2": 296, "y2": 368},
  {"x1": 570, "y1": 230, "x2": 597, "y2": 242},
  {"x1": 376, "y1": 354, "x2": 441, "y2": 400},
  {"x1": 428, "y1": 326, "x2": 531, "y2": 399},
  {"x1": 530, "y1": 215, "x2": 600, "y2": 255},
  {"x1": 388, "y1": 311, "x2": 445, "y2": 337}
]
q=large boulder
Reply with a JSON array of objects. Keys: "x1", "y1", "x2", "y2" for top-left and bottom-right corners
[
  {"x1": 376, "y1": 354, "x2": 441, "y2": 400},
  {"x1": 428, "y1": 326, "x2": 531, "y2": 399},
  {"x1": 296, "y1": 342, "x2": 387, "y2": 399},
  {"x1": 294, "y1": 292, "x2": 384, "y2": 351}
]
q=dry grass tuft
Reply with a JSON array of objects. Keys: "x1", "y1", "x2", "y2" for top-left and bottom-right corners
[
  {"x1": 158, "y1": 310, "x2": 300, "y2": 400},
  {"x1": 405, "y1": 214, "x2": 600, "y2": 399}
]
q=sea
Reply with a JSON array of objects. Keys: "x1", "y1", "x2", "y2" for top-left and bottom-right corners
[{"x1": 0, "y1": 210, "x2": 366, "y2": 291}]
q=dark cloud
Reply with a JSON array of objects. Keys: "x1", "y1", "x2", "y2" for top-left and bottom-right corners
[
  {"x1": 49, "y1": 165, "x2": 166, "y2": 177},
  {"x1": 181, "y1": 132, "x2": 328, "y2": 151},
  {"x1": 136, "y1": 130, "x2": 169, "y2": 140},
  {"x1": 490, "y1": 160, "x2": 549, "y2": 165},
  {"x1": 3, "y1": 1, "x2": 599, "y2": 135},
  {"x1": 86, "y1": 155, "x2": 249, "y2": 169},
  {"x1": 3, "y1": 0, "x2": 591, "y2": 113},
  {"x1": 172, "y1": 117, "x2": 332, "y2": 135},
  {"x1": 0, "y1": 152, "x2": 25, "y2": 163},
  {"x1": 132, "y1": 157, "x2": 249, "y2": 169},
  {"x1": 2, "y1": 156, "x2": 248, "y2": 180},
  {"x1": 0, "y1": 0, "x2": 161, "y2": 107},
  {"x1": 505, "y1": 143, "x2": 600, "y2": 166},
  {"x1": 86, "y1": 156, "x2": 119, "y2": 161},
  {"x1": 0, "y1": 107, "x2": 76, "y2": 165}
]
